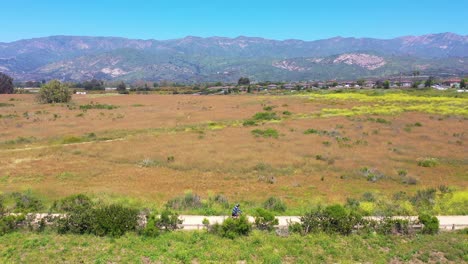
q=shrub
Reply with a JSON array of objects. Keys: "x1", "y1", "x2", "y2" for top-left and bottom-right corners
[
  {"x1": 242, "y1": 119, "x2": 257, "y2": 126},
  {"x1": 401, "y1": 176, "x2": 418, "y2": 185},
  {"x1": 54, "y1": 199, "x2": 95, "y2": 235},
  {"x1": 155, "y1": 209, "x2": 183, "y2": 231},
  {"x1": 304, "y1": 128, "x2": 320, "y2": 135},
  {"x1": 282, "y1": 111, "x2": 292, "y2": 116},
  {"x1": 37, "y1": 80, "x2": 72, "y2": 103},
  {"x1": 166, "y1": 192, "x2": 203, "y2": 210},
  {"x1": 375, "y1": 217, "x2": 411, "y2": 235},
  {"x1": 211, "y1": 215, "x2": 252, "y2": 239},
  {"x1": 11, "y1": 192, "x2": 43, "y2": 213},
  {"x1": 263, "y1": 197, "x2": 287, "y2": 212},
  {"x1": 411, "y1": 188, "x2": 436, "y2": 211},
  {"x1": 419, "y1": 214, "x2": 439, "y2": 234},
  {"x1": 0, "y1": 214, "x2": 25, "y2": 235},
  {"x1": 252, "y1": 112, "x2": 279, "y2": 121},
  {"x1": 263, "y1": 106, "x2": 274, "y2": 111},
  {"x1": 251, "y1": 128, "x2": 279, "y2": 138},
  {"x1": 417, "y1": 157, "x2": 438, "y2": 167},
  {"x1": 254, "y1": 208, "x2": 278, "y2": 231},
  {"x1": 299, "y1": 205, "x2": 362, "y2": 235},
  {"x1": 92, "y1": 204, "x2": 139, "y2": 237},
  {"x1": 51, "y1": 194, "x2": 93, "y2": 212}
]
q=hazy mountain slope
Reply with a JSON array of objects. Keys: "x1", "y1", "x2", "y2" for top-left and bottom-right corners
[{"x1": 0, "y1": 33, "x2": 467, "y2": 82}]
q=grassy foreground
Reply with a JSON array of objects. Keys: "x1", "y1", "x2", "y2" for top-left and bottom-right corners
[{"x1": 0, "y1": 230, "x2": 466, "y2": 263}]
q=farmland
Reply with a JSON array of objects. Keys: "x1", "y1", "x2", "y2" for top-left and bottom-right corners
[{"x1": 0, "y1": 90, "x2": 467, "y2": 214}]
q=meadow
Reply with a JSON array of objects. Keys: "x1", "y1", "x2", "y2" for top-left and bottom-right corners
[
  {"x1": 1, "y1": 230, "x2": 467, "y2": 263},
  {"x1": 0, "y1": 89, "x2": 467, "y2": 214}
]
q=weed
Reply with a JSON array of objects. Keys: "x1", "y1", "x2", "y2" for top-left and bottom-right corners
[{"x1": 0, "y1": 103, "x2": 14, "y2": 107}]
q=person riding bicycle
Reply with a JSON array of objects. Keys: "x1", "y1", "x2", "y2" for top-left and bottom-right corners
[{"x1": 232, "y1": 204, "x2": 242, "y2": 218}]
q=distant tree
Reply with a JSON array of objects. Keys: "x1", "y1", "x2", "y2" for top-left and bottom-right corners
[
  {"x1": 331, "y1": 82, "x2": 338, "y2": 87},
  {"x1": 117, "y1": 81, "x2": 128, "y2": 94},
  {"x1": 153, "y1": 82, "x2": 159, "y2": 88},
  {"x1": 424, "y1": 76, "x2": 435, "y2": 87},
  {"x1": 356, "y1": 79, "x2": 366, "y2": 87},
  {"x1": 238, "y1": 77, "x2": 250, "y2": 86},
  {"x1": 247, "y1": 85, "x2": 252, "y2": 93},
  {"x1": 37, "y1": 80, "x2": 72, "y2": 103},
  {"x1": 412, "y1": 80, "x2": 422, "y2": 88},
  {"x1": 0, "y1": 72, "x2": 14, "y2": 94},
  {"x1": 374, "y1": 80, "x2": 383, "y2": 89},
  {"x1": 383, "y1": 80, "x2": 390, "y2": 89},
  {"x1": 460, "y1": 78, "x2": 466, "y2": 89},
  {"x1": 83, "y1": 79, "x2": 104, "y2": 90},
  {"x1": 214, "y1": 81, "x2": 223, "y2": 87}
]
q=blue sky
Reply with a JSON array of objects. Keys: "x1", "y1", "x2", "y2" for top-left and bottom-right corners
[{"x1": 2, "y1": 0, "x2": 467, "y2": 42}]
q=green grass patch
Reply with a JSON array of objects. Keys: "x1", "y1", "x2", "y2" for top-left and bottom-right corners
[
  {"x1": 79, "y1": 103, "x2": 119, "y2": 110},
  {"x1": 252, "y1": 112, "x2": 280, "y2": 121},
  {"x1": 0, "y1": 103, "x2": 14, "y2": 107},
  {"x1": 251, "y1": 128, "x2": 279, "y2": 138}
]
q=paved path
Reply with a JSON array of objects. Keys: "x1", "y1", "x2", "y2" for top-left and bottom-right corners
[{"x1": 178, "y1": 215, "x2": 468, "y2": 230}]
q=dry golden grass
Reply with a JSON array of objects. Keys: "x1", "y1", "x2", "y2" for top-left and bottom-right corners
[{"x1": 0, "y1": 93, "x2": 466, "y2": 207}]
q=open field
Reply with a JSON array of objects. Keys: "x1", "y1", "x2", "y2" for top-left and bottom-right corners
[
  {"x1": 0, "y1": 230, "x2": 467, "y2": 263},
  {"x1": 0, "y1": 90, "x2": 467, "y2": 213}
]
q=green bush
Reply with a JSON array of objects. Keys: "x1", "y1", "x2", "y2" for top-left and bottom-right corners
[
  {"x1": 155, "y1": 210, "x2": 183, "y2": 231},
  {"x1": 299, "y1": 205, "x2": 362, "y2": 235},
  {"x1": 139, "y1": 213, "x2": 160, "y2": 237},
  {"x1": 374, "y1": 217, "x2": 411, "y2": 235},
  {"x1": 211, "y1": 215, "x2": 252, "y2": 239},
  {"x1": 0, "y1": 214, "x2": 25, "y2": 235},
  {"x1": 254, "y1": 208, "x2": 278, "y2": 231},
  {"x1": 11, "y1": 192, "x2": 43, "y2": 213},
  {"x1": 54, "y1": 197, "x2": 95, "y2": 235},
  {"x1": 419, "y1": 214, "x2": 439, "y2": 234},
  {"x1": 252, "y1": 112, "x2": 279, "y2": 121},
  {"x1": 251, "y1": 128, "x2": 279, "y2": 138},
  {"x1": 242, "y1": 119, "x2": 257, "y2": 126},
  {"x1": 92, "y1": 204, "x2": 139, "y2": 237},
  {"x1": 37, "y1": 80, "x2": 72, "y2": 103},
  {"x1": 51, "y1": 194, "x2": 93, "y2": 212},
  {"x1": 263, "y1": 197, "x2": 287, "y2": 212},
  {"x1": 417, "y1": 157, "x2": 438, "y2": 167}
]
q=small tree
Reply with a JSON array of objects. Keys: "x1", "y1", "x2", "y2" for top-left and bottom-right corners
[
  {"x1": 254, "y1": 208, "x2": 278, "y2": 231},
  {"x1": 424, "y1": 76, "x2": 435, "y2": 87},
  {"x1": 238, "y1": 77, "x2": 250, "y2": 86},
  {"x1": 37, "y1": 80, "x2": 72, "y2": 103},
  {"x1": 356, "y1": 79, "x2": 366, "y2": 87},
  {"x1": 460, "y1": 78, "x2": 466, "y2": 89},
  {"x1": 0, "y1": 72, "x2": 14, "y2": 94},
  {"x1": 419, "y1": 214, "x2": 439, "y2": 234},
  {"x1": 383, "y1": 80, "x2": 390, "y2": 89}
]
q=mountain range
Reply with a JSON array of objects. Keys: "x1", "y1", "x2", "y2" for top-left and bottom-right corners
[{"x1": 0, "y1": 33, "x2": 467, "y2": 82}]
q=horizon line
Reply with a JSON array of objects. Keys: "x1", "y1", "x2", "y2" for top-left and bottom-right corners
[{"x1": 1, "y1": 32, "x2": 466, "y2": 44}]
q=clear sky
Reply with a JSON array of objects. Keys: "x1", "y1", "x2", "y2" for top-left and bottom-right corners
[{"x1": 2, "y1": 0, "x2": 467, "y2": 42}]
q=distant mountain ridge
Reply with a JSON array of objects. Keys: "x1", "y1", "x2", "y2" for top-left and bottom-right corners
[{"x1": 0, "y1": 33, "x2": 467, "y2": 82}]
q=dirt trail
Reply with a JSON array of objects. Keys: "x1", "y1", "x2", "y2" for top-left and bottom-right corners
[{"x1": 0, "y1": 138, "x2": 125, "y2": 153}]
